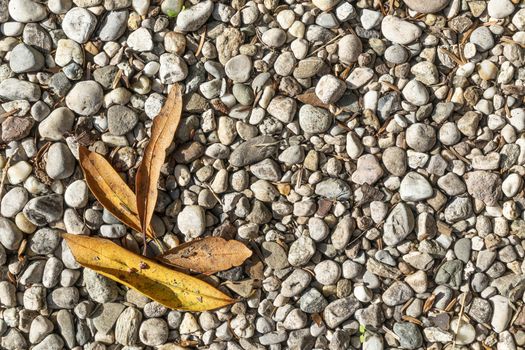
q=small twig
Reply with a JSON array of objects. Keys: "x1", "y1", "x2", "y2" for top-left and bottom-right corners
[
  {"x1": 452, "y1": 292, "x2": 468, "y2": 350},
  {"x1": 0, "y1": 153, "x2": 14, "y2": 201},
  {"x1": 195, "y1": 26, "x2": 207, "y2": 58},
  {"x1": 0, "y1": 108, "x2": 21, "y2": 119},
  {"x1": 308, "y1": 33, "x2": 343, "y2": 58}
]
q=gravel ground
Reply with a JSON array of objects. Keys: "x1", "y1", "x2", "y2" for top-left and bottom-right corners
[{"x1": 1, "y1": 0, "x2": 525, "y2": 349}]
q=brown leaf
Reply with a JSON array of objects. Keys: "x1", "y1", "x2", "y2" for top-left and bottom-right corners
[
  {"x1": 275, "y1": 183, "x2": 291, "y2": 196},
  {"x1": 296, "y1": 89, "x2": 331, "y2": 109},
  {"x1": 158, "y1": 237, "x2": 253, "y2": 274},
  {"x1": 423, "y1": 294, "x2": 436, "y2": 313},
  {"x1": 63, "y1": 234, "x2": 234, "y2": 311},
  {"x1": 136, "y1": 84, "x2": 183, "y2": 237},
  {"x1": 78, "y1": 146, "x2": 154, "y2": 238},
  {"x1": 222, "y1": 279, "x2": 260, "y2": 298}
]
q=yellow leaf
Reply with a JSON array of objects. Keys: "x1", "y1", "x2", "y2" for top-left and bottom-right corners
[
  {"x1": 136, "y1": 84, "x2": 183, "y2": 237},
  {"x1": 63, "y1": 234, "x2": 234, "y2": 311},
  {"x1": 158, "y1": 237, "x2": 253, "y2": 274},
  {"x1": 78, "y1": 146, "x2": 155, "y2": 238}
]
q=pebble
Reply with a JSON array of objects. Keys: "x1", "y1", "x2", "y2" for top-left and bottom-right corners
[
  {"x1": 64, "y1": 180, "x2": 89, "y2": 208},
  {"x1": 383, "y1": 203, "x2": 414, "y2": 246},
  {"x1": 0, "y1": 78, "x2": 41, "y2": 101},
  {"x1": 159, "y1": 53, "x2": 188, "y2": 84},
  {"x1": 9, "y1": 43, "x2": 45, "y2": 73},
  {"x1": 487, "y1": 0, "x2": 514, "y2": 19},
  {"x1": 351, "y1": 154, "x2": 384, "y2": 185},
  {"x1": 65, "y1": 81, "x2": 103, "y2": 115},
  {"x1": 107, "y1": 105, "x2": 138, "y2": 135},
  {"x1": 225, "y1": 55, "x2": 252, "y2": 83},
  {"x1": 323, "y1": 296, "x2": 360, "y2": 328},
  {"x1": 127, "y1": 27, "x2": 153, "y2": 51},
  {"x1": 381, "y1": 16, "x2": 422, "y2": 44},
  {"x1": 399, "y1": 172, "x2": 433, "y2": 201},
  {"x1": 176, "y1": 0, "x2": 213, "y2": 32},
  {"x1": 8, "y1": 0, "x2": 47, "y2": 23},
  {"x1": 23, "y1": 194, "x2": 64, "y2": 226},
  {"x1": 0, "y1": 218, "x2": 24, "y2": 250},
  {"x1": 1, "y1": 187, "x2": 28, "y2": 218},
  {"x1": 62, "y1": 7, "x2": 97, "y2": 43},
  {"x1": 288, "y1": 236, "x2": 316, "y2": 266},
  {"x1": 470, "y1": 26, "x2": 494, "y2": 52},
  {"x1": 45, "y1": 143, "x2": 75, "y2": 180},
  {"x1": 177, "y1": 205, "x2": 206, "y2": 238},
  {"x1": 315, "y1": 75, "x2": 346, "y2": 104},
  {"x1": 384, "y1": 44, "x2": 409, "y2": 64},
  {"x1": 139, "y1": 318, "x2": 169, "y2": 346},
  {"x1": 406, "y1": 123, "x2": 436, "y2": 152},
  {"x1": 402, "y1": 80, "x2": 429, "y2": 106},
  {"x1": 312, "y1": 0, "x2": 340, "y2": 11},
  {"x1": 338, "y1": 34, "x2": 362, "y2": 65},
  {"x1": 262, "y1": 28, "x2": 287, "y2": 47},
  {"x1": 404, "y1": 0, "x2": 450, "y2": 13},
  {"x1": 115, "y1": 307, "x2": 142, "y2": 345},
  {"x1": 394, "y1": 322, "x2": 423, "y2": 349},
  {"x1": 299, "y1": 105, "x2": 332, "y2": 133},
  {"x1": 83, "y1": 269, "x2": 118, "y2": 303},
  {"x1": 38, "y1": 107, "x2": 75, "y2": 140},
  {"x1": 229, "y1": 135, "x2": 277, "y2": 167}
]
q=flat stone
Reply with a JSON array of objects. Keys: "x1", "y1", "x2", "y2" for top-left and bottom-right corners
[
  {"x1": 381, "y1": 15, "x2": 422, "y2": 44},
  {"x1": 9, "y1": 43, "x2": 45, "y2": 73},
  {"x1": 229, "y1": 135, "x2": 277, "y2": 167},
  {"x1": 62, "y1": 7, "x2": 97, "y2": 43},
  {"x1": 299, "y1": 105, "x2": 332, "y2": 133},
  {"x1": 65, "y1": 81, "x2": 103, "y2": 115},
  {"x1": 176, "y1": 0, "x2": 213, "y2": 32},
  {"x1": 399, "y1": 172, "x2": 433, "y2": 201},
  {"x1": 323, "y1": 296, "x2": 360, "y2": 328},
  {"x1": 351, "y1": 154, "x2": 384, "y2": 185},
  {"x1": 0, "y1": 78, "x2": 41, "y2": 101},
  {"x1": 315, "y1": 178, "x2": 352, "y2": 200},
  {"x1": 403, "y1": 0, "x2": 450, "y2": 13},
  {"x1": 8, "y1": 0, "x2": 47, "y2": 23},
  {"x1": 383, "y1": 203, "x2": 414, "y2": 246}
]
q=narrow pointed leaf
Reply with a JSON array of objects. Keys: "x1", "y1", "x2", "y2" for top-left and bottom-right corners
[
  {"x1": 63, "y1": 234, "x2": 234, "y2": 311},
  {"x1": 136, "y1": 84, "x2": 183, "y2": 237},
  {"x1": 158, "y1": 237, "x2": 253, "y2": 274},
  {"x1": 78, "y1": 146, "x2": 155, "y2": 238}
]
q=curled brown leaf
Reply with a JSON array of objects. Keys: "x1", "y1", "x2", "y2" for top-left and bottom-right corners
[
  {"x1": 136, "y1": 84, "x2": 183, "y2": 239},
  {"x1": 158, "y1": 237, "x2": 253, "y2": 274},
  {"x1": 78, "y1": 146, "x2": 154, "y2": 238}
]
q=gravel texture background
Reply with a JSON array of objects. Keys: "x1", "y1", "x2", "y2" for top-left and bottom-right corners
[{"x1": 1, "y1": 0, "x2": 525, "y2": 349}]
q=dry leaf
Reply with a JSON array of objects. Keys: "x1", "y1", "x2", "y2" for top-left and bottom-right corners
[
  {"x1": 311, "y1": 313, "x2": 323, "y2": 326},
  {"x1": 78, "y1": 147, "x2": 155, "y2": 238},
  {"x1": 222, "y1": 279, "x2": 260, "y2": 298},
  {"x1": 275, "y1": 183, "x2": 291, "y2": 196},
  {"x1": 136, "y1": 84, "x2": 183, "y2": 238},
  {"x1": 63, "y1": 234, "x2": 234, "y2": 311},
  {"x1": 296, "y1": 90, "x2": 331, "y2": 109},
  {"x1": 423, "y1": 293, "x2": 436, "y2": 313},
  {"x1": 159, "y1": 237, "x2": 253, "y2": 274}
]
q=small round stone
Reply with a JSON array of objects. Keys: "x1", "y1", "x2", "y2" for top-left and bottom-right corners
[
  {"x1": 139, "y1": 318, "x2": 169, "y2": 346},
  {"x1": 62, "y1": 7, "x2": 97, "y2": 43},
  {"x1": 225, "y1": 55, "x2": 252, "y2": 83},
  {"x1": 261, "y1": 28, "x2": 287, "y2": 47},
  {"x1": 403, "y1": 0, "x2": 450, "y2": 13},
  {"x1": 65, "y1": 81, "x2": 103, "y2": 116},
  {"x1": 314, "y1": 260, "x2": 341, "y2": 285},
  {"x1": 338, "y1": 34, "x2": 362, "y2": 65},
  {"x1": 406, "y1": 123, "x2": 436, "y2": 152},
  {"x1": 64, "y1": 180, "x2": 89, "y2": 208}
]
